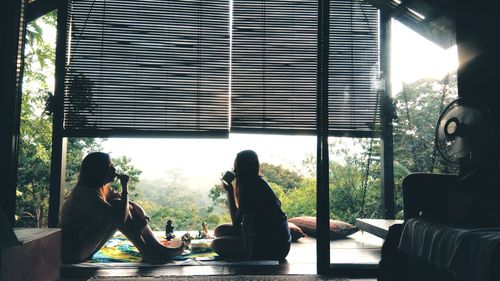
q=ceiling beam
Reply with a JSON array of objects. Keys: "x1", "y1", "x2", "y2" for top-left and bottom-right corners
[
  {"x1": 27, "y1": 0, "x2": 57, "y2": 22},
  {"x1": 366, "y1": 0, "x2": 456, "y2": 48}
]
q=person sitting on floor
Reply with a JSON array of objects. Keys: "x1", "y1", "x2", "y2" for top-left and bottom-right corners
[
  {"x1": 59, "y1": 152, "x2": 184, "y2": 264},
  {"x1": 211, "y1": 150, "x2": 291, "y2": 260}
]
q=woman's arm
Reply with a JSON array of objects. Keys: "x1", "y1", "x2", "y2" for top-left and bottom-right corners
[
  {"x1": 223, "y1": 182, "x2": 241, "y2": 226},
  {"x1": 113, "y1": 175, "x2": 130, "y2": 225},
  {"x1": 242, "y1": 213, "x2": 255, "y2": 260}
]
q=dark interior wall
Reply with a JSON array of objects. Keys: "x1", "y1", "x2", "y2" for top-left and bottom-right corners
[
  {"x1": 456, "y1": 0, "x2": 500, "y2": 123},
  {"x1": 0, "y1": 0, "x2": 25, "y2": 225}
]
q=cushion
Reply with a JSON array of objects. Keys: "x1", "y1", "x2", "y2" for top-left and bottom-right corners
[
  {"x1": 288, "y1": 216, "x2": 358, "y2": 240},
  {"x1": 288, "y1": 222, "x2": 306, "y2": 242}
]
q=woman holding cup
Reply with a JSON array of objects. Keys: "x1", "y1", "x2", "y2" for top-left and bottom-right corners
[
  {"x1": 59, "y1": 152, "x2": 184, "y2": 264},
  {"x1": 211, "y1": 150, "x2": 291, "y2": 260}
]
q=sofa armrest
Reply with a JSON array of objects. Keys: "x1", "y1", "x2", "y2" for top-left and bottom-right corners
[{"x1": 402, "y1": 173, "x2": 459, "y2": 221}]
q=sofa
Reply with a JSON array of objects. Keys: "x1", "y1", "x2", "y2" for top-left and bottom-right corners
[{"x1": 379, "y1": 172, "x2": 500, "y2": 281}]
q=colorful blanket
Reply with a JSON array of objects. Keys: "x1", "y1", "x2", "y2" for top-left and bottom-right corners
[{"x1": 90, "y1": 232, "x2": 218, "y2": 263}]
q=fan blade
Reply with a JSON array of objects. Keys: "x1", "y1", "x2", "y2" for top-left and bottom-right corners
[
  {"x1": 443, "y1": 105, "x2": 462, "y2": 120},
  {"x1": 449, "y1": 136, "x2": 470, "y2": 158},
  {"x1": 456, "y1": 106, "x2": 483, "y2": 126}
]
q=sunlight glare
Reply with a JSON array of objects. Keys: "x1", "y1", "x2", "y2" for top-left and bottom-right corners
[{"x1": 391, "y1": 20, "x2": 458, "y2": 95}]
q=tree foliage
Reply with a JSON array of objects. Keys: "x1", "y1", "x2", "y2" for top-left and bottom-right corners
[
  {"x1": 327, "y1": 139, "x2": 382, "y2": 223},
  {"x1": 260, "y1": 163, "x2": 304, "y2": 190},
  {"x1": 134, "y1": 171, "x2": 228, "y2": 231},
  {"x1": 393, "y1": 75, "x2": 459, "y2": 174},
  {"x1": 109, "y1": 156, "x2": 142, "y2": 197}
]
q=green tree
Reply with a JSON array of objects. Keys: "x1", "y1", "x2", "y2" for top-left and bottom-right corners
[
  {"x1": 393, "y1": 74, "x2": 458, "y2": 174},
  {"x1": 393, "y1": 161, "x2": 411, "y2": 219},
  {"x1": 207, "y1": 163, "x2": 303, "y2": 209},
  {"x1": 260, "y1": 163, "x2": 304, "y2": 190},
  {"x1": 327, "y1": 139, "x2": 382, "y2": 223},
  {"x1": 109, "y1": 156, "x2": 143, "y2": 198},
  {"x1": 208, "y1": 181, "x2": 227, "y2": 206},
  {"x1": 280, "y1": 178, "x2": 316, "y2": 218},
  {"x1": 16, "y1": 12, "x2": 61, "y2": 227},
  {"x1": 134, "y1": 169, "x2": 225, "y2": 231}
]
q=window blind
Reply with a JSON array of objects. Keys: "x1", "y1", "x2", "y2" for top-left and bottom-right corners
[
  {"x1": 231, "y1": 0, "x2": 318, "y2": 134},
  {"x1": 329, "y1": 0, "x2": 380, "y2": 136},
  {"x1": 232, "y1": 0, "x2": 380, "y2": 136},
  {"x1": 63, "y1": 0, "x2": 230, "y2": 137}
]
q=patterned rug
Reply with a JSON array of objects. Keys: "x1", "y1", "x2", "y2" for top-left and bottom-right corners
[
  {"x1": 89, "y1": 276, "x2": 370, "y2": 281},
  {"x1": 90, "y1": 232, "x2": 218, "y2": 263}
]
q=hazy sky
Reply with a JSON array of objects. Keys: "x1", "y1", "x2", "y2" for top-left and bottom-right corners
[
  {"x1": 94, "y1": 20, "x2": 459, "y2": 191},
  {"x1": 391, "y1": 20, "x2": 458, "y2": 94},
  {"x1": 103, "y1": 134, "x2": 317, "y2": 190}
]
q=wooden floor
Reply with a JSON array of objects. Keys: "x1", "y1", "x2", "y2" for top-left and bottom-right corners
[{"x1": 60, "y1": 231, "x2": 383, "y2": 280}]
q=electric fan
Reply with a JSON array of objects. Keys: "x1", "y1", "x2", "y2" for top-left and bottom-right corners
[{"x1": 435, "y1": 98, "x2": 490, "y2": 164}]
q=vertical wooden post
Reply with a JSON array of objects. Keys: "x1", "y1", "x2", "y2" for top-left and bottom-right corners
[
  {"x1": 48, "y1": 0, "x2": 68, "y2": 228},
  {"x1": 0, "y1": 0, "x2": 27, "y2": 225},
  {"x1": 316, "y1": 0, "x2": 330, "y2": 275},
  {"x1": 380, "y1": 10, "x2": 395, "y2": 219}
]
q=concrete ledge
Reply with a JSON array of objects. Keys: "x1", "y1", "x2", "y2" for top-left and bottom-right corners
[
  {"x1": 1, "y1": 228, "x2": 61, "y2": 281},
  {"x1": 355, "y1": 219, "x2": 403, "y2": 239}
]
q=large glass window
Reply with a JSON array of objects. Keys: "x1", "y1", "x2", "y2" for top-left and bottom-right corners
[
  {"x1": 391, "y1": 20, "x2": 458, "y2": 217},
  {"x1": 324, "y1": 18, "x2": 459, "y2": 268},
  {"x1": 328, "y1": 137, "x2": 382, "y2": 224},
  {"x1": 62, "y1": 134, "x2": 316, "y2": 232},
  {"x1": 327, "y1": 137, "x2": 383, "y2": 266}
]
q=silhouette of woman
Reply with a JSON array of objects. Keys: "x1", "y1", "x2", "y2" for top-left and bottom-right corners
[
  {"x1": 211, "y1": 150, "x2": 291, "y2": 260},
  {"x1": 59, "y1": 152, "x2": 184, "y2": 264}
]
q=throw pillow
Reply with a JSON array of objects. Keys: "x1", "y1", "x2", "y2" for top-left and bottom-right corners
[
  {"x1": 288, "y1": 216, "x2": 358, "y2": 240},
  {"x1": 288, "y1": 222, "x2": 306, "y2": 242}
]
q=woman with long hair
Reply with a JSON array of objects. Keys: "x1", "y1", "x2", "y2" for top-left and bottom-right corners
[
  {"x1": 211, "y1": 150, "x2": 291, "y2": 260},
  {"x1": 59, "y1": 152, "x2": 184, "y2": 264}
]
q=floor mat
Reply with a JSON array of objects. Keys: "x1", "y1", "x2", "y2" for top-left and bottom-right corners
[
  {"x1": 89, "y1": 232, "x2": 218, "y2": 263},
  {"x1": 88, "y1": 276, "x2": 370, "y2": 281},
  {"x1": 63, "y1": 231, "x2": 279, "y2": 268},
  {"x1": 63, "y1": 259, "x2": 279, "y2": 269}
]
